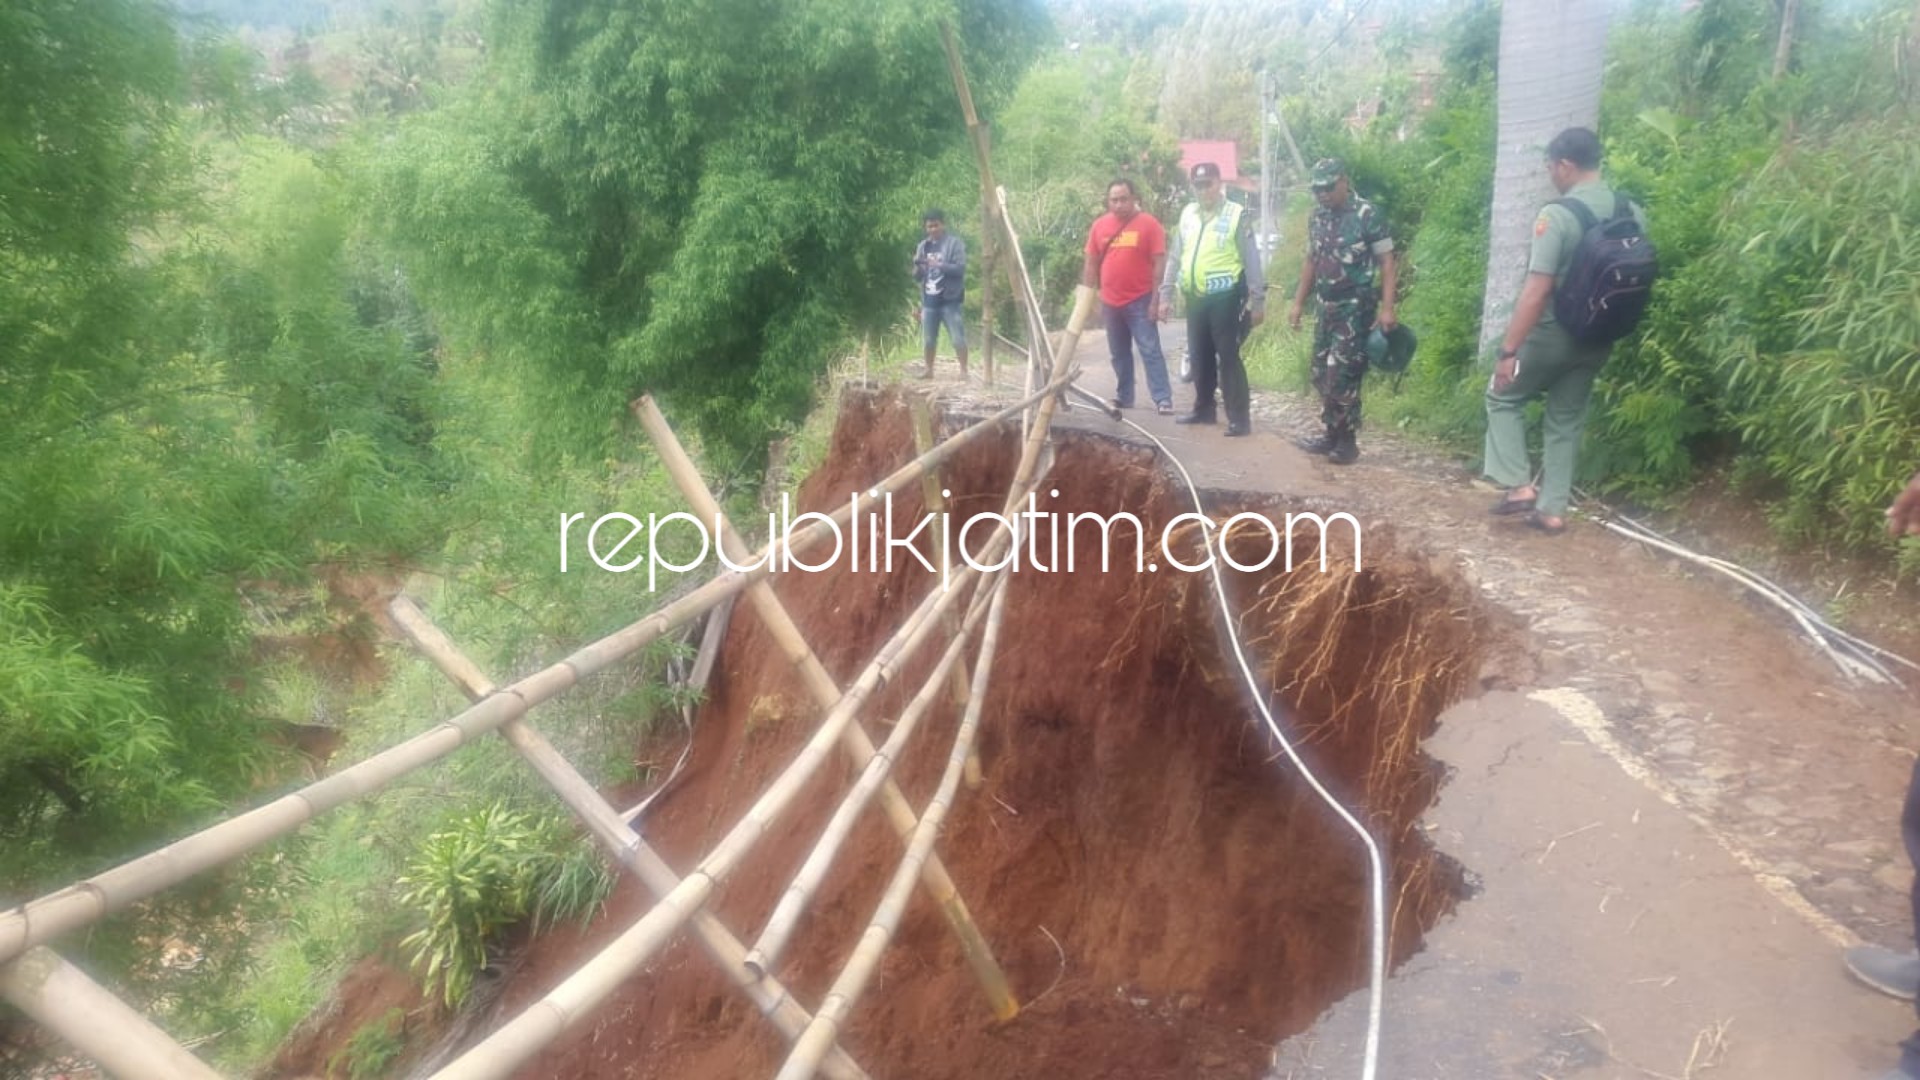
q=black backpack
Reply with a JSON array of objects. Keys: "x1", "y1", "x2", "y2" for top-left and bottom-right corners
[{"x1": 1552, "y1": 193, "x2": 1658, "y2": 344}]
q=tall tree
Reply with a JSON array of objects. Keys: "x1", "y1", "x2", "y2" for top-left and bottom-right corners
[
  {"x1": 2, "y1": 1, "x2": 443, "y2": 901},
  {"x1": 371, "y1": 0, "x2": 1046, "y2": 462},
  {"x1": 1475, "y1": 0, "x2": 1609, "y2": 358}
]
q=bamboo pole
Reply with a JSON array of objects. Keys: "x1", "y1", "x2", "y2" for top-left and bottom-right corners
[
  {"x1": 939, "y1": 21, "x2": 1033, "y2": 393},
  {"x1": 773, "y1": 571, "x2": 1015, "y2": 1080},
  {"x1": 906, "y1": 393, "x2": 982, "y2": 788},
  {"x1": 979, "y1": 168, "x2": 996, "y2": 386},
  {"x1": 635, "y1": 395, "x2": 1018, "y2": 1014},
  {"x1": 385, "y1": 598, "x2": 871, "y2": 1080},
  {"x1": 996, "y1": 185, "x2": 1052, "y2": 403},
  {"x1": 745, "y1": 571, "x2": 1005, "y2": 977},
  {"x1": 427, "y1": 545, "x2": 1013, "y2": 1080},
  {"x1": 0, "y1": 371, "x2": 1072, "y2": 969},
  {"x1": 433, "y1": 282, "x2": 1085, "y2": 1080},
  {"x1": 0, "y1": 946, "x2": 224, "y2": 1080}
]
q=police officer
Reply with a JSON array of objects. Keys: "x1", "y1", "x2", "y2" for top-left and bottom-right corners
[
  {"x1": 1159, "y1": 161, "x2": 1265, "y2": 436},
  {"x1": 1287, "y1": 157, "x2": 1397, "y2": 466},
  {"x1": 1483, "y1": 127, "x2": 1646, "y2": 534}
]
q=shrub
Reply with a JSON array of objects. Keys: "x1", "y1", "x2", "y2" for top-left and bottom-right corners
[{"x1": 397, "y1": 803, "x2": 612, "y2": 1006}]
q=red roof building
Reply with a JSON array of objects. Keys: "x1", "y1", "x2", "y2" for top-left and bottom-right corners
[{"x1": 1177, "y1": 140, "x2": 1252, "y2": 191}]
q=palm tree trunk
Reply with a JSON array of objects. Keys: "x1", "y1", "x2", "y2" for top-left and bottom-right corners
[
  {"x1": 1476, "y1": 0, "x2": 1611, "y2": 359},
  {"x1": 1773, "y1": 0, "x2": 1800, "y2": 81}
]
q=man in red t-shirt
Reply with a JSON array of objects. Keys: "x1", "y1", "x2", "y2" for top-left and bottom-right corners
[{"x1": 1082, "y1": 179, "x2": 1172, "y2": 414}]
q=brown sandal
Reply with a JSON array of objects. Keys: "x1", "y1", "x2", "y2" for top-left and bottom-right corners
[{"x1": 1489, "y1": 491, "x2": 1537, "y2": 516}]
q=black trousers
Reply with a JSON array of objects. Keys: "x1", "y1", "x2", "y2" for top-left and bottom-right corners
[
  {"x1": 1902, "y1": 756, "x2": 1920, "y2": 1072},
  {"x1": 1186, "y1": 291, "x2": 1249, "y2": 427}
]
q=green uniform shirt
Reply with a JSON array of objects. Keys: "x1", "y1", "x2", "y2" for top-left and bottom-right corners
[
  {"x1": 1527, "y1": 179, "x2": 1649, "y2": 330},
  {"x1": 1307, "y1": 196, "x2": 1393, "y2": 302}
]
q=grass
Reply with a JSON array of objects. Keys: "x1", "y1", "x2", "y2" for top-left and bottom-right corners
[
  {"x1": 329, "y1": 1008, "x2": 407, "y2": 1080},
  {"x1": 189, "y1": 535, "x2": 683, "y2": 1069}
]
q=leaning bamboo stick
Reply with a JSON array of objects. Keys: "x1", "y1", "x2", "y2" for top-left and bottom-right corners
[
  {"x1": 436, "y1": 298, "x2": 1082, "y2": 1080},
  {"x1": 0, "y1": 370, "x2": 1071, "y2": 967},
  {"x1": 980, "y1": 187, "x2": 996, "y2": 386},
  {"x1": 635, "y1": 395, "x2": 1019, "y2": 1017},
  {"x1": 906, "y1": 393, "x2": 981, "y2": 788},
  {"x1": 427, "y1": 545, "x2": 1012, "y2": 1080},
  {"x1": 939, "y1": 20, "x2": 999, "y2": 389},
  {"x1": 773, "y1": 571, "x2": 1015, "y2": 1080},
  {"x1": 0, "y1": 946, "x2": 224, "y2": 1080},
  {"x1": 385, "y1": 598, "x2": 871, "y2": 1080},
  {"x1": 745, "y1": 571, "x2": 1007, "y2": 978}
]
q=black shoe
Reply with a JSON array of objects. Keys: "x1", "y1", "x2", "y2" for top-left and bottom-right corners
[
  {"x1": 1295, "y1": 431, "x2": 1337, "y2": 455},
  {"x1": 1847, "y1": 945, "x2": 1920, "y2": 1001},
  {"x1": 1174, "y1": 413, "x2": 1217, "y2": 426},
  {"x1": 1223, "y1": 423, "x2": 1250, "y2": 437},
  {"x1": 1327, "y1": 429, "x2": 1359, "y2": 465}
]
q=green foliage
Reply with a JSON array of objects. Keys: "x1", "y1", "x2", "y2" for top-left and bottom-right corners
[
  {"x1": 0, "y1": 11, "x2": 461, "y2": 1049},
  {"x1": 1276, "y1": 0, "x2": 1920, "y2": 562},
  {"x1": 1583, "y1": 0, "x2": 1920, "y2": 544},
  {"x1": 398, "y1": 803, "x2": 611, "y2": 1005},
  {"x1": 368, "y1": 0, "x2": 1047, "y2": 464},
  {"x1": 1695, "y1": 127, "x2": 1920, "y2": 545},
  {"x1": 327, "y1": 1008, "x2": 407, "y2": 1080},
  {"x1": 1267, "y1": 2, "x2": 1496, "y2": 440},
  {"x1": 989, "y1": 46, "x2": 1183, "y2": 321}
]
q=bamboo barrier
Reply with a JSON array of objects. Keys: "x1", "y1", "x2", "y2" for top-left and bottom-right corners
[
  {"x1": 744, "y1": 570, "x2": 1006, "y2": 978},
  {"x1": 432, "y1": 351, "x2": 1082, "y2": 1068},
  {"x1": 433, "y1": 355, "x2": 1077, "y2": 1076},
  {"x1": 634, "y1": 395, "x2": 1017, "y2": 1014},
  {"x1": 0, "y1": 946, "x2": 224, "y2": 1080},
  {"x1": 906, "y1": 393, "x2": 983, "y2": 790},
  {"x1": 772, "y1": 571, "x2": 1015, "y2": 1080},
  {"x1": 426, "y1": 545, "x2": 1015, "y2": 1080},
  {"x1": 0, "y1": 370, "x2": 1071, "y2": 968},
  {"x1": 939, "y1": 21, "x2": 998, "y2": 389},
  {"x1": 385, "y1": 597, "x2": 871, "y2": 1080},
  {"x1": 435, "y1": 351, "x2": 1099, "y2": 1076}
]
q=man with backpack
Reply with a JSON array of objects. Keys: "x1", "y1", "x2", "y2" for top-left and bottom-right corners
[{"x1": 1484, "y1": 127, "x2": 1655, "y2": 534}]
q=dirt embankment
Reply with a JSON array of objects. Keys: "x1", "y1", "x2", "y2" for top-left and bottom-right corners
[
  {"x1": 267, "y1": 385, "x2": 1491, "y2": 1080},
  {"x1": 432, "y1": 387, "x2": 1485, "y2": 1080}
]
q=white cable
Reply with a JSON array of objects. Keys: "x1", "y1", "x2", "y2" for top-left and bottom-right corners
[
  {"x1": 1107, "y1": 409, "x2": 1388, "y2": 1080},
  {"x1": 976, "y1": 266, "x2": 1384, "y2": 1077}
]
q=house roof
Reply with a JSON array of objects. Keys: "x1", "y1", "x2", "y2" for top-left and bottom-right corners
[{"x1": 1178, "y1": 140, "x2": 1242, "y2": 183}]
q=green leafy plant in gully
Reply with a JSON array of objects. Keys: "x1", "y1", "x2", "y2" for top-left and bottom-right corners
[
  {"x1": 397, "y1": 803, "x2": 612, "y2": 1006},
  {"x1": 327, "y1": 1008, "x2": 407, "y2": 1080}
]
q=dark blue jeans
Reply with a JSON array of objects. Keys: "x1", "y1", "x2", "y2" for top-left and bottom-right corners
[
  {"x1": 921, "y1": 296, "x2": 966, "y2": 354},
  {"x1": 1103, "y1": 293, "x2": 1171, "y2": 408},
  {"x1": 1901, "y1": 756, "x2": 1920, "y2": 1073}
]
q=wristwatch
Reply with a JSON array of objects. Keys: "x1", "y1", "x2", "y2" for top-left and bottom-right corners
[{"x1": 1498, "y1": 347, "x2": 1519, "y2": 361}]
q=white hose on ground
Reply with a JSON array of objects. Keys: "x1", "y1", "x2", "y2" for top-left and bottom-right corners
[
  {"x1": 1573, "y1": 487, "x2": 1914, "y2": 686},
  {"x1": 980, "y1": 294, "x2": 1384, "y2": 1080}
]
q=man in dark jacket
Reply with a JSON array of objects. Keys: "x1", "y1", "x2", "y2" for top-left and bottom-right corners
[{"x1": 913, "y1": 208, "x2": 969, "y2": 379}]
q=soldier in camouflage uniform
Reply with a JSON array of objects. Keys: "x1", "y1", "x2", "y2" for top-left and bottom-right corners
[{"x1": 1287, "y1": 158, "x2": 1398, "y2": 465}]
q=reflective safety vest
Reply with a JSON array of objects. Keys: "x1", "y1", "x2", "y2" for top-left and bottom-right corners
[{"x1": 1176, "y1": 199, "x2": 1246, "y2": 297}]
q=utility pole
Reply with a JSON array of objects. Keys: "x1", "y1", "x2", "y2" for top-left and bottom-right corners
[{"x1": 1258, "y1": 69, "x2": 1274, "y2": 271}]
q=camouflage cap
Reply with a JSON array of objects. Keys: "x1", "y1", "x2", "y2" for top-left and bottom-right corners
[{"x1": 1310, "y1": 157, "x2": 1347, "y2": 189}]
